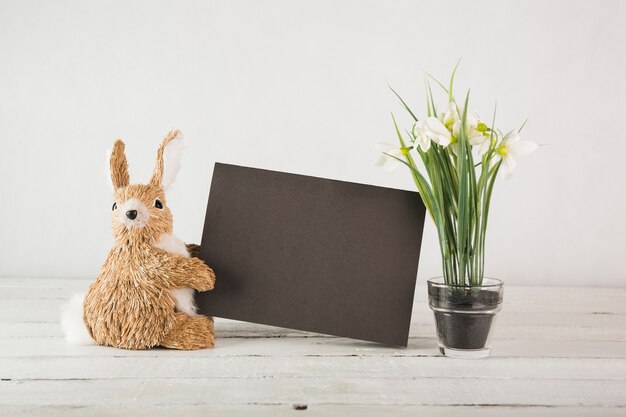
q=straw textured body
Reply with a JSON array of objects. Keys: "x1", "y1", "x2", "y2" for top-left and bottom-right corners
[{"x1": 83, "y1": 130, "x2": 216, "y2": 350}]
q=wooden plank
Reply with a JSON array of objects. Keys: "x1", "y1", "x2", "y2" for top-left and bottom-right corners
[
  {"x1": 2, "y1": 318, "x2": 624, "y2": 345},
  {"x1": 1, "y1": 405, "x2": 625, "y2": 417},
  {"x1": 2, "y1": 317, "x2": 626, "y2": 345},
  {"x1": 1, "y1": 378, "x2": 625, "y2": 407},
  {"x1": 2, "y1": 356, "x2": 624, "y2": 381},
  {"x1": 1, "y1": 334, "x2": 625, "y2": 359},
  {"x1": 1, "y1": 314, "x2": 621, "y2": 334}
]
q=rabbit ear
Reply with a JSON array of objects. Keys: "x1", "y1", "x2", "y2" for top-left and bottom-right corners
[
  {"x1": 109, "y1": 139, "x2": 130, "y2": 189},
  {"x1": 149, "y1": 129, "x2": 185, "y2": 189}
]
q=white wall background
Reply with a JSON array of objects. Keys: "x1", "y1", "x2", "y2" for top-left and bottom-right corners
[{"x1": 0, "y1": 0, "x2": 624, "y2": 286}]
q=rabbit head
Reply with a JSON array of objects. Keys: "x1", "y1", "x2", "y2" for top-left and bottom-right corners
[{"x1": 108, "y1": 129, "x2": 185, "y2": 244}]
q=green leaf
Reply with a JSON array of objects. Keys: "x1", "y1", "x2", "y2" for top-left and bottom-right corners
[
  {"x1": 384, "y1": 152, "x2": 437, "y2": 220},
  {"x1": 427, "y1": 82, "x2": 437, "y2": 117},
  {"x1": 448, "y1": 58, "x2": 461, "y2": 103},
  {"x1": 389, "y1": 85, "x2": 418, "y2": 122},
  {"x1": 518, "y1": 117, "x2": 529, "y2": 133},
  {"x1": 391, "y1": 113, "x2": 407, "y2": 148},
  {"x1": 424, "y1": 71, "x2": 449, "y2": 94},
  {"x1": 456, "y1": 90, "x2": 471, "y2": 286}
]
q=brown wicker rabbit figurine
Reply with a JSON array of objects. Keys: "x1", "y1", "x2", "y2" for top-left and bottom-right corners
[{"x1": 77, "y1": 130, "x2": 216, "y2": 350}]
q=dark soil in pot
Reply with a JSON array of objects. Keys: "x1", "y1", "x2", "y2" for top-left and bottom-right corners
[
  {"x1": 429, "y1": 285, "x2": 503, "y2": 350},
  {"x1": 434, "y1": 312, "x2": 494, "y2": 349}
]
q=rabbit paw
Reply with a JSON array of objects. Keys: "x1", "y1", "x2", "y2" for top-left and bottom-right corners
[{"x1": 196, "y1": 265, "x2": 216, "y2": 292}]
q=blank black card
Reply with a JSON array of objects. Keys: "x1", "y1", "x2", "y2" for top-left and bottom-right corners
[{"x1": 196, "y1": 163, "x2": 426, "y2": 346}]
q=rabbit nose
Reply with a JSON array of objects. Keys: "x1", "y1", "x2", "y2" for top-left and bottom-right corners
[{"x1": 126, "y1": 210, "x2": 138, "y2": 220}]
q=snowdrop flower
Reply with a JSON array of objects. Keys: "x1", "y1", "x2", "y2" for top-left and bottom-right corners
[
  {"x1": 452, "y1": 113, "x2": 483, "y2": 142},
  {"x1": 468, "y1": 126, "x2": 492, "y2": 157},
  {"x1": 495, "y1": 130, "x2": 538, "y2": 173},
  {"x1": 374, "y1": 143, "x2": 404, "y2": 171},
  {"x1": 413, "y1": 120, "x2": 431, "y2": 152},
  {"x1": 452, "y1": 113, "x2": 491, "y2": 156},
  {"x1": 414, "y1": 117, "x2": 452, "y2": 152},
  {"x1": 439, "y1": 102, "x2": 459, "y2": 129},
  {"x1": 471, "y1": 138, "x2": 492, "y2": 158},
  {"x1": 425, "y1": 117, "x2": 452, "y2": 147}
]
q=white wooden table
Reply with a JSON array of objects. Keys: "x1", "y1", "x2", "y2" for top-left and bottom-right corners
[{"x1": 0, "y1": 278, "x2": 624, "y2": 416}]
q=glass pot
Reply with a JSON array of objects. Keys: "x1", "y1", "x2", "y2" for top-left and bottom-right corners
[{"x1": 427, "y1": 277, "x2": 503, "y2": 358}]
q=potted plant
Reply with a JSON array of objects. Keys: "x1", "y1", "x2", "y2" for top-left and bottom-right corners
[{"x1": 376, "y1": 65, "x2": 538, "y2": 358}]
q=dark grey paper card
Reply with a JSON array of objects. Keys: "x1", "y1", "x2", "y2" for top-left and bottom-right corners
[{"x1": 196, "y1": 163, "x2": 426, "y2": 346}]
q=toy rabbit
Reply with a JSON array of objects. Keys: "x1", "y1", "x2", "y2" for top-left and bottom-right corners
[{"x1": 62, "y1": 130, "x2": 216, "y2": 350}]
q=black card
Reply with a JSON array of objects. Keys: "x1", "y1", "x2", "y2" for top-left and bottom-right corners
[{"x1": 196, "y1": 163, "x2": 426, "y2": 346}]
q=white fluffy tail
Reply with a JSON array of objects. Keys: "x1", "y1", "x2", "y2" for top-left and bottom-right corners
[{"x1": 60, "y1": 293, "x2": 95, "y2": 345}]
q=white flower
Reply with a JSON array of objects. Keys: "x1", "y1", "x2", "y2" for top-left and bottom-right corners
[
  {"x1": 452, "y1": 113, "x2": 491, "y2": 156},
  {"x1": 414, "y1": 117, "x2": 452, "y2": 152},
  {"x1": 468, "y1": 130, "x2": 491, "y2": 157},
  {"x1": 416, "y1": 116, "x2": 452, "y2": 149},
  {"x1": 374, "y1": 143, "x2": 404, "y2": 171},
  {"x1": 413, "y1": 120, "x2": 431, "y2": 152},
  {"x1": 439, "y1": 102, "x2": 459, "y2": 129},
  {"x1": 452, "y1": 113, "x2": 481, "y2": 141},
  {"x1": 495, "y1": 130, "x2": 538, "y2": 173}
]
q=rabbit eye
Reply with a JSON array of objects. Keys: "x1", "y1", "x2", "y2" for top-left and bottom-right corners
[
  {"x1": 154, "y1": 199, "x2": 163, "y2": 209},
  {"x1": 112, "y1": 202, "x2": 117, "y2": 211}
]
